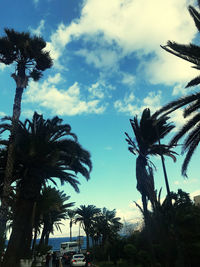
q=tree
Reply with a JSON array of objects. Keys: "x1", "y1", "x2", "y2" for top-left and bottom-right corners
[
  {"x1": 146, "y1": 190, "x2": 200, "y2": 266},
  {"x1": 37, "y1": 187, "x2": 74, "y2": 248},
  {"x1": 0, "y1": 112, "x2": 92, "y2": 267},
  {"x1": 75, "y1": 205, "x2": 101, "y2": 251},
  {"x1": 0, "y1": 28, "x2": 53, "y2": 247},
  {"x1": 98, "y1": 208, "x2": 122, "y2": 246},
  {"x1": 125, "y1": 108, "x2": 176, "y2": 220},
  {"x1": 67, "y1": 209, "x2": 76, "y2": 241}
]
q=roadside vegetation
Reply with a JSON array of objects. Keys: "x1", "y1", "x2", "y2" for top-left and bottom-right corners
[{"x1": 0, "y1": 1, "x2": 200, "y2": 267}]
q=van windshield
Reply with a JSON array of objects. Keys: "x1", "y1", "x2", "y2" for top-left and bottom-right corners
[{"x1": 69, "y1": 243, "x2": 78, "y2": 248}]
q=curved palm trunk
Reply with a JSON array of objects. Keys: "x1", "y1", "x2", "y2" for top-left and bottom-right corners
[
  {"x1": 3, "y1": 177, "x2": 40, "y2": 267},
  {"x1": 136, "y1": 156, "x2": 156, "y2": 267}
]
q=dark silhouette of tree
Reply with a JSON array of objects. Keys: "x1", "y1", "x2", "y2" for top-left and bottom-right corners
[
  {"x1": 37, "y1": 187, "x2": 74, "y2": 248},
  {"x1": 67, "y1": 209, "x2": 76, "y2": 241},
  {"x1": 0, "y1": 28, "x2": 53, "y2": 248},
  {"x1": 75, "y1": 205, "x2": 101, "y2": 251},
  {"x1": 125, "y1": 108, "x2": 176, "y2": 219},
  {"x1": 0, "y1": 112, "x2": 91, "y2": 267}
]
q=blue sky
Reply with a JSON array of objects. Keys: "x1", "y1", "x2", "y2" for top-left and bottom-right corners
[{"x1": 1, "y1": 0, "x2": 200, "y2": 237}]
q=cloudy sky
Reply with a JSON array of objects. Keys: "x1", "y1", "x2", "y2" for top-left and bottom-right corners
[{"x1": 1, "y1": 0, "x2": 200, "y2": 237}]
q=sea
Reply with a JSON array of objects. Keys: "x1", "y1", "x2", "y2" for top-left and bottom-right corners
[
  {"x1": 44, "y1": 236, "x2": 87, "y2": 251},
  {"x1": 5, "y1": 236, "x2": 87, "y2": 252}
]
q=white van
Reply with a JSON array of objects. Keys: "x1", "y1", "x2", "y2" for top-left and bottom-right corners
[{"x1": 60, "y1": 241, "x2": 79, "y2": 256}]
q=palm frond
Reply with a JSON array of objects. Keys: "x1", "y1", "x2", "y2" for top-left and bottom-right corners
[
  {"x1": 188, "y1": 5, "x2": 200, "y2": 32},
  {"x1": 182, "y1": 136, "x2": 200, "y2": 177},
  {"x1": 170, "y1": 112, "x2": 200, "y2": 147}
]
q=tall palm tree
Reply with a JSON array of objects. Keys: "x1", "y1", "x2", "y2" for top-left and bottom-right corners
[
  {"x1": 0, "y1": 112, "x2": 92, "y2": 267},
  {"x1": 125, "y1": 108, "x2": 176, "y2": 221},
  {"x1": 67, "y1": 209, "x2": 76, "y2": 241},
  {"x1": 75, "y1": 205, "x2": 101, "y2": 251},
  {"x1": 0, "y1": 28, "x2": 53, "y2": 246},
  {"x1": 161, "y1": 2, "x2": 200, "y2": 88}
]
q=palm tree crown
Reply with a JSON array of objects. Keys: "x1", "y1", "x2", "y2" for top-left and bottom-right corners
[
  {"x1": 125, "y1": 108, "x2": 176, "y2": 206},
  {"x1": 0, "y1": 28, "x2": 52, "y2": 83},
  {"x1": 75, "y1": 205, "x2": 101, "y2": 250}
]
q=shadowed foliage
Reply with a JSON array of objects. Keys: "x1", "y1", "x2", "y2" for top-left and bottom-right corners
[
  {"x1": 0, "y1": 28, "x2": 53, "y2": 251},
  {"x1": 0, "y1": 112, "x2": 92, "y2": 267}
]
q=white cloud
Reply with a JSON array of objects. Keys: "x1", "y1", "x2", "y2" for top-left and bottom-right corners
[
  {"x1": 0, "y1": 111, "x2": 6, "y2": 117},
  {"x1": 24, "y1": 75, "x2": 107, "y2": 116},
  {"x1": 88, "y1": 82, "x2": 105, "y2": 99},
  {"x1": 76, "y1": 48, "x2": 121, "y2": 70},
  {"x1": 47, "y1": 73, "x2": 63, "y2": 84},
  {"x1": 47, "y1": 0, "x2": 198, "y2": 84},
  {"x1": 30, "y1": 20, "x2": 45, "y2": 36},
  {"x1": 0, "y1": 63, "x2": 7, "y2": 71},
  {"x1": 114, "y1": 90, "x2": 162, "y2": 116},
  {"x1": 121, "y1": 72, "x2": 135, "y2": 86}
]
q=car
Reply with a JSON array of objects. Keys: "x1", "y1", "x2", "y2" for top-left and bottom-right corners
[{"x1": 70, "y1": 253, "x2": 86, "y2": 266}]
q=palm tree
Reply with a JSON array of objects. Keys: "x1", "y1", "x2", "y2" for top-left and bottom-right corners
[
  {"x1": 0, "y1": 112, "x2": 92, "y2": 267},
  {"x1": 67, "y1": 209, "x2": 76, "y2": 241},
  {"x1": 98, "y1": 208, "x2": 122, "y2": 246},
  {"x1": 75, "y1": 205, "x2": 101, "y2": 251},
  {"x1": 125, "y1": 108, "x2": 176, "y2": 221},
  {"x1": 161, "y1": 2, "x2": 200, "y2": 88},
  {"x1": 38, "y1": 187, "x2": 75, "y2": 247},
  {"x1": 0, "y1": 28, "x2": 53, "y2": 246}
]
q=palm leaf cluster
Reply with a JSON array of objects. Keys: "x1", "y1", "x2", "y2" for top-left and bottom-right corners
[
  {"x1": 0, "y1": 112, "x2": 92, "y2": 194},
  {"x1": 0, "y1": 28, "x2": 52, "y2": 81},
  {"x1": 161, "y1": 2, "x2": 200, "y2": 88},
  {"x1": 153, "y1": 92, "x2": 200, "y2": 176},
  {"x1": 74, "y1": 205, "x2": 122, "y2": 250},
  {"x1": 35, "y1": 187, "x2": 75, "y2": 248}
]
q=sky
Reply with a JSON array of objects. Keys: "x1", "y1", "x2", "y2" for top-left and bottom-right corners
[{"x1": 1, "y1": 0, "x2": 200, "y2": 238}]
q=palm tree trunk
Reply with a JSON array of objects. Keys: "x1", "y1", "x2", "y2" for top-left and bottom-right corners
[
  {"x1": 86, "y1": 232, "x2": 90, "y2": 251},
  {"x1": 3, "y1": 198, "x2": 35, "y2": 267},
  {"x1": 32, "y1": 227, "x2": 38, "y2": 252},
  {"x1": 0, "y1": 87, "x2": 24, "y2": 252},
  {"x1": 3, "y1": 177, "x2": 40, "y2": 267},
  {"x1": 38, "y1": 226, "x2": 46, "y2": 247},
  {"x1": 70, "y1": 220, "x2": 72, "y2": 241}
]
